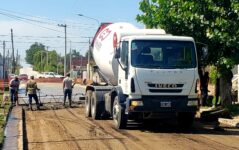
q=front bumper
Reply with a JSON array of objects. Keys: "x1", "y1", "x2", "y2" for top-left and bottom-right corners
[{"x1": 126, "y1": 96, "x2": 198, "y2": 119}]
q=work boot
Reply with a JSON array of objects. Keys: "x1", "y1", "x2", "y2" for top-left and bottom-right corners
[
  {"x1": 29, "y1": 105, "x2": 33, "y2": 111},
  {"x1": 37, "y1": 105, "x2": 40, "y2": 110},
  {"x1": 69, "y1": 100, "x2": 72, "y2": 108},
  {"x1": 63, "y1": 101, "x2": 66, "y2": 108}
]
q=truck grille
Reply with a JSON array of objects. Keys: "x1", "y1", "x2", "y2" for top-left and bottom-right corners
[
  {"x1": 147, "y1": 83, "x2": 184, "y2": 93},
  {"x1": 149, "y1": 89, "x2": 182, "y2": 93}
]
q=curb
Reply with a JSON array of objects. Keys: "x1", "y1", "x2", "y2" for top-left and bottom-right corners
[
  {"x1": 22, "y1": 108, "x2": 27, "y2": 150},
  {"x1": 2, "y1": 106, "x2": 23, "y2": 150}
]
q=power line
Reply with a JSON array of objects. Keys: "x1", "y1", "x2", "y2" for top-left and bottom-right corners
[
  {"x1": 0, "y1": 34, "x2": 86, "y2": 39},
  {"x1": 0, "y1": 11, "x2": 63, "y2": 33},
  {"x1": 0, "y1": 11, "x2": 97, "y2": 37},
  {"x1": 0, "y1": 7, "x2": 96, "y2": 26},
  {"x1": 0, "y1": 8, "x2": 97, "y2": 28}
]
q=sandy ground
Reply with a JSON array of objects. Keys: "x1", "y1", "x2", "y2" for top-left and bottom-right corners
[
  {"x1": 22, "y1": 82, "x2": 239, "y2": 150},
  {"x1": 25, "y1": 106, "x2": 239, "y2": 150}
]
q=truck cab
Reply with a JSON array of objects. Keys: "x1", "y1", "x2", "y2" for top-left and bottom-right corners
[{"x1": 116, "y1": 35, "x2": 199, "y2": 125}]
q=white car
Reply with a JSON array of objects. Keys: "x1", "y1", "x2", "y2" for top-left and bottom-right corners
[
  {"x1": 38, "y1": 72, "x2": 64, "y2": 78},
  {"x1": 53, "y1": 73, "x2": 64, "y2": 78}
]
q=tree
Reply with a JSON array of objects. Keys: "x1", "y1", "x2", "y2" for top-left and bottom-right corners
[
  {"x1": 137, "y1": 0, "x2": 239, "y2": 106},
  {"x1": 25, "y1": 43, "x2": 64, "y2": 74},
  {"x1": 25, "y1": 42, "x2": 45, "y2": 65},
  {"x1": 32, "y1": 51, "x2": 41, "y2": 71}
]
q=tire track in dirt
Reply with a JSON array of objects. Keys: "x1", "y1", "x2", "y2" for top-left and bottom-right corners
[
  {"x1": 52, "y1": 109, "x2": 82, "y2": 150},
  {"x1": 68, "y1": 108, "x2": 149, "y2": 150},
  {"x1": 178, "y1": 133, "x2": 239, "y2": 150},
  {"x1": 66, "y1": 108, "x2": 121, "y2": 150},
  {"x1": 67, "y1": 108, "x2": 131, "y2": 150},
  {"x1": 26, "y1": 110, "x2": 45, "y2": 150}
]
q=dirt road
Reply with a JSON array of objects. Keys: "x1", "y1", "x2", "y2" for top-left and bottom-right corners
[{"x1": 25, "y1": 106, "x2": 239, "y2": 150}]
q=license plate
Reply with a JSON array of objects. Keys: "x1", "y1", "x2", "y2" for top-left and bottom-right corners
[{"x1": 160, "y1": 102, "x2": 171, "y2": 107}]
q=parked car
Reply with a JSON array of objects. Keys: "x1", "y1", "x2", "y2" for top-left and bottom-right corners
[
  {"x1": 38, "y1": 72, "x2": 64, "y2": 78},
  {"x1": 54, "y1": 73, "x2": 64, "y2": 78},
  {"x1": 18, "y1": 74, "x2": 28, "y2": 81}
]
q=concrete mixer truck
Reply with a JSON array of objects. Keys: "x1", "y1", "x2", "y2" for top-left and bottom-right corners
[{"x1": 85, "y1": 22, "x2": 203, "y2": 129}]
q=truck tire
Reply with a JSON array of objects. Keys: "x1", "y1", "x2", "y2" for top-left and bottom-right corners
[
  {"x1": 91, "y1": 91, "x2": 104, "y2": 120},
  {"x1": 177, "y1": 112, "x2": 195, "y2": 130},
  {"x1": 85, "y1": 90, "x2": 92, "y2": 117},
  {"x1": 113, "y1": 96, "x2": 127, "y2": 129}
]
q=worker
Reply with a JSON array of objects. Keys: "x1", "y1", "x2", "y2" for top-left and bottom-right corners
[
  {"x1": 9, "y1": 75, "x2": 20, "y2": 107},
  {"x1": 200, "y1": 71, "x2": 209, "y2": 106},
  {"x1": 26, "y1": 75, "x2": 40, "y2": 110},
  {"x1": 63, "y1": 73, "x2": 75, "y2": 107}
]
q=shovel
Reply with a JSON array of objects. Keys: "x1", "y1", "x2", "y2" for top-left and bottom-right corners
[{"x1": 38, "y1": 90, "x2": 43, "y2": 106}]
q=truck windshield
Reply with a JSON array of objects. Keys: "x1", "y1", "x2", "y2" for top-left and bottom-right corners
[{"x1": 131, "y1": 40, "x2": 196, "y2": 69}]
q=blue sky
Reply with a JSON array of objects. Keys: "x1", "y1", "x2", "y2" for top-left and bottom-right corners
[{"x1": 0, "y1": 0, "x2": 144, "y2": 66}]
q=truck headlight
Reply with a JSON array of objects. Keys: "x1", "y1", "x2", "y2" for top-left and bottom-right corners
[{"x1": 131, "y1": 100, "x2": 143, "y2": 106}]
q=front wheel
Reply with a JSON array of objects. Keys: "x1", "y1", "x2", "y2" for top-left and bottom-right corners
[
  {"x1": 113, "y1": 96, "x2": 127, "y2": 129},
  {"x1": 85, "y1": 90, "x2": 92, "y2": 117}
]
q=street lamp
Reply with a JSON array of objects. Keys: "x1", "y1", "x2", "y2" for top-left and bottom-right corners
[
  {"x1": 77, "y1": 14, "x2": 100, "y2": 80},
  {"x1": 58, "y1": 24, "x2": 67, "y2": 76},
  {"x1": 77, "y1": 14, "x2": 100, "y2": 26}
]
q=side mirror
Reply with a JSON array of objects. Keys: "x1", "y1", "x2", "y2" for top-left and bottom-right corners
[{"x1": 114, "y1": 47, "x2": 120, "y2": 59}]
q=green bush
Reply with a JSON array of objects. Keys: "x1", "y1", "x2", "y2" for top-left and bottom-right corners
[
  {"x1": 209, "y1": 65, "x2": 218, "y2": 85},
  {"x1": 205, "y1": 96, "x2": 221, "y2": 107},
  {"x1": 0, "y1": 94, "x2": 11, "y2": 149}
]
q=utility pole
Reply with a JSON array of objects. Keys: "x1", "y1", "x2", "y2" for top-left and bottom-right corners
[
  {"x1": 79, "y1": 50, "x2": 83, "y2": 67},
  {"x1": 7, "y1": 49, "x2": 9, "y2": 73},
  {"x1": 3, "y1": 41, "x2": 5, "y2": 79},
  {"x1": 58, "y1": 24, "x2": 67, "y2": 76},
  {"x1": 11, "y1": 29, "x2": 16, "y2": 74},
  {"x1": 16, "y1": 49, "x2": 18, "y2": 71},
  {"x1": 19, "y1": 55, "x2": 20, "y2": 68},
  {"x1": 70, "y1": 40, "x2": 72, "y2": 73}
]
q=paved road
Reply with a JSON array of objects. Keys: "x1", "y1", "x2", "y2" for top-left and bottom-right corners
[{"x1": 23, "y1": 83, "x2": 239, "y2": 150}]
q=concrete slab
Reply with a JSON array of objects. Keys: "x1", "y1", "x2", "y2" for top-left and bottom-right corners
[{"x1": 3, "y1": 106, "x2": 23, "y2": 150}]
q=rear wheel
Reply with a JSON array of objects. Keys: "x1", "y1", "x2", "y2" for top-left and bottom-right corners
[
  {"x1": 91, "y1": 91, "x2": 104, "y2": 120},
  {"x1": 85, "y1": 90, "x2": 92, "y2": 117},
  {"x1": 113, "y1": 96, "x2": 127, "y2": 129}
]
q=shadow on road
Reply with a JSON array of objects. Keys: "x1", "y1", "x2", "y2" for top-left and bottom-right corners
[{"x1": 122, "y1": 119, "x2": 239, "y2": 136}]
